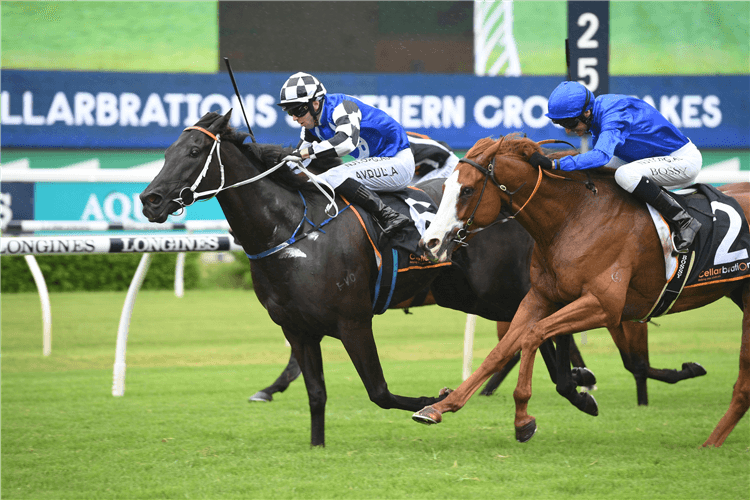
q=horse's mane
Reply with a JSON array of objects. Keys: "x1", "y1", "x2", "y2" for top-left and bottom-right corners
[
  {"x1": 467, "y1": 132, "x2": 614, "y2": 180},
  {"x1": 464, "y1": 133, "x2": 541, "y2": 163},
  {"x1": 196, "y1": 112, "x2": 342, "y2": 193}
]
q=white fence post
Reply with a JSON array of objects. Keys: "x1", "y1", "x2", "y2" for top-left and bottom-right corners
[
  {"x1": 174, "y1": 252, "x2": 186, "y2": 298},
  {"x1": 462, "y1": 314, "x2": 477, "y2": 381},
  {"x1": 113, "y1": 252, "x2": 152, "y2": 397},
  {"x1": 24, "y1": 255, "x2": 52, "y2": 356}
]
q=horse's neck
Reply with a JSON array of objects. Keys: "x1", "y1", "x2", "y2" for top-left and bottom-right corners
[
  {"x1": 216, "y1": 152, "x2": 303, "y2": 256},
  {"x1": 515, "y1": 173, "x2": 624, "y2": 249}
]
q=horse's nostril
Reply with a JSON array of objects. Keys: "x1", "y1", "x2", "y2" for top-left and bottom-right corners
[
  {"x1": 426, "y1": 238, "x2": 440, "y2": 250},
  {"x1": 142, "y1": 193, "x2": 161, "y2": 206}
]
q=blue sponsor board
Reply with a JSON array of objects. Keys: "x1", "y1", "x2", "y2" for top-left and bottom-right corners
[{"x1": 2, "y1": 70, "x2": 748, "y2": 150}]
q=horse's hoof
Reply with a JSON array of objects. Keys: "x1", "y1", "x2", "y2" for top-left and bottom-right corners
[
  {"x1": 581, "y1": 392, "x2": 599, "y2": 416},
  {"x1": 571, "y1": 367, "x2": 597, "y2": 388},
  {"x1": 515, "y1": 419, "x2": 537, "y2": 443},
  {"x1": 248, "y1": 391, "x2": 273, "y2": 402},
  {"x1": 439, "y1": 387, "x2": 453, "y2": 397},
  {"x1": 579, "y1": 384, "x2": 598, "y2": 393},
  {"x1": 683, "y1": 362, "x2": 707, "y2": 377},
  {"x1": 479, "y1": 387, "x2": 496, "y2": 397},
  {"x1": 412, "y1": 406, "x2": 442, "y2": 425}
]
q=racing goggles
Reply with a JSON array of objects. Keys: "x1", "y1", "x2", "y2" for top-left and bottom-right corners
[
  {"x1": 285, "y1": 103, "x2": 311, "y2": 118},
  {"x1": 551, "y1": 116, "x2": 581, "y2": 130}
]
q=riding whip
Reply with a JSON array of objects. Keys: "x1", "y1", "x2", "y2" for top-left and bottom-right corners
[{"x1": 223, "y1": 57, "x2": 257, "y2": 143}]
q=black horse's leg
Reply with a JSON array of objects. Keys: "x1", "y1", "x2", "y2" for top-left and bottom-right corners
[
  {"x1": 568, "y1": 336, "x2": 597, "y2": 389},
  {"x1": 611, "y1": 322, "x2": 706, "y2": 406},
  {"x1": 339, "y1": 321, "x2": 446, "y2": 411},
  {"x1": 555, "y1": 334, "x2": 598, "y2": 416},
  {"x1": 539, "y1": 339, "x2": 557, "y2": 384},
  {"x1": 287, "y1": 336, "x2": 327, "y2": 447},
  {"x1": 249, "y1": 349, "x2": 302, "y2": 402}
]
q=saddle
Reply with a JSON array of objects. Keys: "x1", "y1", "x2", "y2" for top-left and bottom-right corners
[
  {"x1": 639, "y1": 183, "x2": 750, "y2": 321},
  {"x1": 347, "y1": 186, "x2": 452, "y2": 314}
]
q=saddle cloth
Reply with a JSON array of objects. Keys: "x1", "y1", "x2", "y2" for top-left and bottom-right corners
[
  {"x1": 641, "y1": 183, "x2": 750, "y2": 321},
  {"x1": 347, "y1": 186, "x2": 451, "y2": 314}
]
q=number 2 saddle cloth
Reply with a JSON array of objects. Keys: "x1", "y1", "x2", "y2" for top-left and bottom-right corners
[{"x1": 639, "y1": 183, "x2": 750, "y2": 322}]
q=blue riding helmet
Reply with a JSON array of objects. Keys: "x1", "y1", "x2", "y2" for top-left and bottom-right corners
[{"x1": 545, "y1": 81, "x2": 593, "y2": 120}]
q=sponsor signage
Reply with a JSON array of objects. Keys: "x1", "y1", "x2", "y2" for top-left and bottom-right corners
[
  {"x1": 0, "y1": 234, "x2": 242, "y2": 256},
  {"x1": 2, "y1": 70, "x2": 748, "y2": 149},
  {"x1": 1, "y1": 150, "x2": 746, "y2": 228}
]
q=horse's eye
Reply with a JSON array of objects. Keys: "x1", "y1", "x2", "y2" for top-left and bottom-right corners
[
  {"x1": 189, "y1": 147, "x2": 200, "y2": 158},
  {"x1": 460, "y1": 186, "x2": 475, "y2": 198}
]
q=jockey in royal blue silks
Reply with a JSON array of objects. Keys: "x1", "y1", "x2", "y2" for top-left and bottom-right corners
[
  {"x1": 276, "y1": 72, "x2": 414, "y2": 238},
  {"x1": 530, "y1": 80, "x2": 703, "y2": 254}
]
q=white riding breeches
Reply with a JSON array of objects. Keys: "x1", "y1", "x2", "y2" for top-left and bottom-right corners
[
  {"x1": 412, "y1": 153, "x2": 460, "y2": 184},
  {"x1": 612, "y1": 141, "x2": 703, "y2": 193},
  {"x1": 317, "y1": 148, "x2": 415, "y2": 192}
]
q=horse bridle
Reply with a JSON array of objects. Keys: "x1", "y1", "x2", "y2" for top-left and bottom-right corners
[
  {"x1": 454, "y1": 140, "x2": 597, "y2": 244},
  {"x1": 173, "y1": 125, "x2": 339, "y2": 218},
  {"x1": 454, "y1": 156, "x2": 543, "y2": 243},
  {"x1": 172, "y1": 126, "x2": 289, "y2": 210}
]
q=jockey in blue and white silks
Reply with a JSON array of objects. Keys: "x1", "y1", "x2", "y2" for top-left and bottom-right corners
[
  {"x1": 530, "y1": 80, "x2": 702, "y2": 254},
  {"x1": 277, "y1": 72, "x2": 414, "y2": 238}
]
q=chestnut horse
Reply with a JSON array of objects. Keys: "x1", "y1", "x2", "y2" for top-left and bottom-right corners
[{"x1": 414, "y1": 134, "x2": 749, "y2": 447}]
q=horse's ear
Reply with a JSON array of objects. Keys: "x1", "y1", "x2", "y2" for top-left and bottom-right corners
[
  {"x1": 209, "y1": 109, "x2": 233, "y2": 134},
  {"x1": 480, "y1": 138, "x2": 503, "y2": 163}
]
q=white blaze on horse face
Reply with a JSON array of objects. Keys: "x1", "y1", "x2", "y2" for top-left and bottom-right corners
[{"x1": 423, "y1": 170, "x2": 463, "y2": 262}]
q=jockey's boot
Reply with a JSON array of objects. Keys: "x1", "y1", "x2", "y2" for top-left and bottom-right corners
[
  {"x1": 337, "y1": 178, "x2": 410, "y2": 238},
  {"x1": 631, "y1": 177, "x2": 701, "y2": 254}
]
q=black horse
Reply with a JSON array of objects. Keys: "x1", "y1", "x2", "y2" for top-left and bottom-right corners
[
  {"x1": 141, "y1": 111, "x2": 705, "y2": 446},
  {"x1": 248, "y1": 211, "x2": 596, "y2": 403}
]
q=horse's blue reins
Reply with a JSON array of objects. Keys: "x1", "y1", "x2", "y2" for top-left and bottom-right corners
[
  {"x1": 245, "y1": 192, "x2": 351, "y2": 260},
  {"x1": 175, "y1": 126, "x2": 342, "y2": 260}
]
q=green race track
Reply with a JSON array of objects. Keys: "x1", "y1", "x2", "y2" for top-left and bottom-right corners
[{"x1": 2, "y1": 290, "x2": 748, "y2": 499}]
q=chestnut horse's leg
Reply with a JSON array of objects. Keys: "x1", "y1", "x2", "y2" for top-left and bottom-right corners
[
  {"x1": 480, "y1": 322, "x2": 521, "y2": 396},
  {"x1": 480, "y1": 324, "x2": 595, "y2": 400},
  {"x1": 703, "y1": 283, "x2": 750, "y2": 447},
  {"x1": 249, "y1": 350, "x2": 302, "y2": 402},
  {"x1": 287, "y1": 334, "x2": 327, "y2": 447},
  {"x1": 413, "y1": 291, "x2": 559, "y2": 425},
  {"x1": 513, "y1": 292, "x2": 612, "y2": 442}
]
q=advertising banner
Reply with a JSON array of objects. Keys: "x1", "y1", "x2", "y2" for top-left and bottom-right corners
[{"x1": 3, "y1": 70, "x2": 748, "y2": 150}]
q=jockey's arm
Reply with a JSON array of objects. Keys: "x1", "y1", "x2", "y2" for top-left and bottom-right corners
[
  {"x1": 304, "y1": 100, "x2": 362, "y2": 160},
  {"x1": 559, "y1": 120, "x2": 630, "y2": 171}
]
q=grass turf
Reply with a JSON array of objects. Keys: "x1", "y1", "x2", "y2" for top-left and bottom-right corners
[{"x1": 2, "y1": 290, "x2": 748, "y2": 499}]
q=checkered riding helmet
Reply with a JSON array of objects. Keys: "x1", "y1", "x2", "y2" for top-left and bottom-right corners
[
  {"x1": 545, "y1": 81, "x2": 593, "y2": 120},
  {"x1": 277, "y1": 72, "x2": 327, "y2": 111}
]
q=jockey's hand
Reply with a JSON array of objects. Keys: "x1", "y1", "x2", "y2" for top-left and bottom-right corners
[
  {"x1": 529, "y1": 152, "x2": 554, "y2": 170},
  {"x1": 282, "y1": 149, "x2": 304, "y2": 164}
]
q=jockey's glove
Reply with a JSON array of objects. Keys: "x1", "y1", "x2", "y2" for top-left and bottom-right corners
[
  {"x1": 528, "y1": 152, "x2": 555, "y2": 170},
  {"x1": 282, "y1": 150, "x2": 304, "y2": 164}
]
